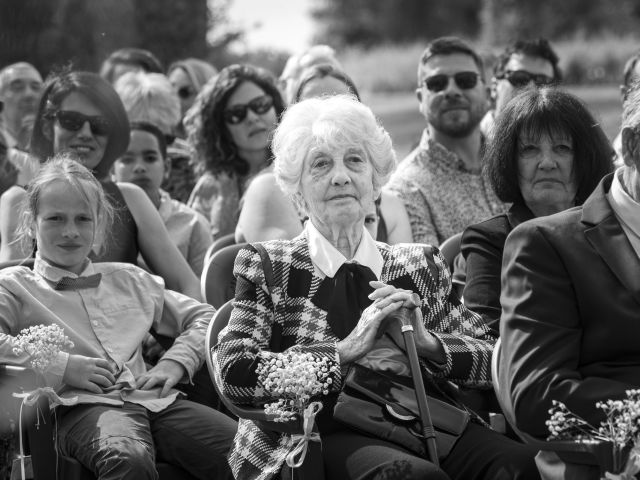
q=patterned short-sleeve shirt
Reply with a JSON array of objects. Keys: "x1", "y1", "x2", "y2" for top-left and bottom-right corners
[{"x1": 386, "y1": 130, "x2": 507, "y2": 246}]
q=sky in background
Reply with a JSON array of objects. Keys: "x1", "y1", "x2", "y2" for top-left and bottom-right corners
[{"x1": 227, "y1": 0, "x2": 314, "y2": 53}]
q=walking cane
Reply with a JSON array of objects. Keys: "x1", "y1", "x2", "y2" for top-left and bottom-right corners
[{"x1": 389, "y1": 303, "x2": 440, "y2": 466}]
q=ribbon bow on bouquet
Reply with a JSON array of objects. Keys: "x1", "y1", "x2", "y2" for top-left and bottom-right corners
[{"x1": 285, "y1": 401, "x2": 323, "y2": 469}]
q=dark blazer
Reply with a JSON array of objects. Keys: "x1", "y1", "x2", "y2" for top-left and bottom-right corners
[
  {"x1": 461, "y1": 203, "x2": 534, "y2": 334},
  {"x1": 213, "y1": 236, "x2": 495, "y2": 480},
  {"x1": 498, "y1": 173, "x2": 640, "y2": 439}
]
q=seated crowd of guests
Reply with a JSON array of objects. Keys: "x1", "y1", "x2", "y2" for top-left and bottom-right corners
[{"x1": 0, "y1": 34, "x2": 637, "y2": 480}]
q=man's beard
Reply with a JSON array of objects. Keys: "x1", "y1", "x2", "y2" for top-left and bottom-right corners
[{"x1": 429, "y1": 103, "x2": 486, "y2": 138}]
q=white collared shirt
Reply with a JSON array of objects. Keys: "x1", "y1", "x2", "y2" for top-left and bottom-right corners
[
  {"x1": 304, "y1": 219, "x2": 384, "y2": 279},
  {"x1": 0, "y1": 254, "x2": 213, "y2": 411},
  {"x1": 608, "y1": 168, "x2": 640, "y2": 259}
]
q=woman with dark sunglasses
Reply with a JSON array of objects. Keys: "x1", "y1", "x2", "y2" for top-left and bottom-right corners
[
  {"x1": 0, "y1": 69, "x2": 202, "y2": 300},
  {"x1": 184, "y1": 64, "x2": 285, "y2": 239},
  {"x1": 167, "y1": 58, "x2": 218, "y2": 139}
]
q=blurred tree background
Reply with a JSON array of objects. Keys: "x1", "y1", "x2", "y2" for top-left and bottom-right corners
[
  {"x1": 1, "y1": 0, "x2": 639, "y2": 85},
  {"x1": 311, "y1": 0, "x2": 640, "y2": 47}
]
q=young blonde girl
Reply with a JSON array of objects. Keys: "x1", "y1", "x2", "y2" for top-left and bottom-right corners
[{"x1": 0, "y1": 154, "x2": 235, "y2": 480}]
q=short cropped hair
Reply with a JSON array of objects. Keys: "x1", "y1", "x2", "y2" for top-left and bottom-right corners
[
  {"x1": 485, "y1": 87, "x2": 613, "y2": 206},
  {"x1": 280, "y1": 45, "x2": 341, "y2": 84},
  {"x1": 293, "y1": 63, "x2": 361, "y2": 103},
  {"x1": 0, "y1": 62, "x2": 42, "y2": 94},
  {"x1": 185, "y1": 64, "x2": 285, "y2": 177},
  {"x1": 18, "y1": 153, "x2": 114, "y2": 255},
  {"x1": 418, "y1": 36, "x2": 484, "y2": 84},
  {"x1": 114, "y1": 71, "x2": 180, "y2": 137},
  {"x1": 493, "y1": 38, "x2": 562, "y2": 81},
  {"x1": 99, "y1": 48, "x2": 163, "y2": 84},
  {"x1": 30, "y1": 70, "x2": 130, "y2": 179},
  {"x1": 129, "y1": 121, "x2": 167, "y2": 160},
  {"x1": 167, "y1": 58, "x2": 218, "y2": 93},
  {"x1": 272, "y1": 94, "x2": 396, "y2": 210},
  {"x1": 622, "y1": 52, "x2": 640, "y2": 89}
]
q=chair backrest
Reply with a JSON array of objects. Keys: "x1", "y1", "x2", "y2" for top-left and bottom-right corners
[
  {"x1": 200, "y1": 243, "x2": 247, "y2": 308},
  {"x1": 205, "y1": 233, "x2": 237, "y2": 265},
  {"x1": 204, "y1": 299, "x2": 307, "y2": 436},
  {"x1": 438, "y1": 232, "x2": 462, "y2": 272},
  {"x1": 205, "y1": 299, "x2": 234, "y2": 387}
]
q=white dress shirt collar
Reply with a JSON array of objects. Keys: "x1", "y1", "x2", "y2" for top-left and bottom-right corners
[
  {"x1": 608, "y1": 167, "x2": 640, "y2": 258},
  {"x1": 34, "y1": 252, "x2": 95, "y2": 283},
  {"x1": 304, "y1": 220, "x2": 384, "y2": 279}
]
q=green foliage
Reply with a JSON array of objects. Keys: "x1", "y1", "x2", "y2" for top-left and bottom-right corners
[
  {"x1": 134, "y1": 0, "x2": 208, "y2": 68},
  {"x1": 481, "y1": 0, "x2": 640, "y2": 46},
  {"x1": 311, "y1": 0, "x2": 480, "y2": 48},
  {"x1": 0, "y1": 0, "x2": 212, "y2": 76}
]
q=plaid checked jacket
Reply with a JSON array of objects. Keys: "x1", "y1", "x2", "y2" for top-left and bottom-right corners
[{"x1": 212, "y1": 236, "x2": 495, "y2": 480}]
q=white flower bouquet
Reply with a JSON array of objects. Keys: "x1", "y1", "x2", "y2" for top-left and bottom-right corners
[
  {"x1": 12, "y1": 324, "x2": 74, "y2": 374},
  {"x1": 546, "y1": 390, "x2": 640, "y2": 479},
  {"x1": 256, "y1": 350, "x2": 336, "y2": 468}
]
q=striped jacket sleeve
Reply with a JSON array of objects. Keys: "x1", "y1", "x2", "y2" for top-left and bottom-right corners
[
  {"x1": 419, "y1": 245, "x2": 496, "y2": 388},
  {"x1": 212, "y1": 244, "x2": 342, "y2": 406}
]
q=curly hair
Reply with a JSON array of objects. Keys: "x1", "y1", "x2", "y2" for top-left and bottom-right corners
[
  {"x1": 485, "y1": 87, "x2": 613, "y2": 206},
  {"x1": 184, "y1": 64, "x2": 285, "y2": 177},
  {"x1": 30, "y1": 69, "x2": 130, "y2": 180},
  {"x1": 273, "y1": 95, "x2": 396, "y2": 209}
]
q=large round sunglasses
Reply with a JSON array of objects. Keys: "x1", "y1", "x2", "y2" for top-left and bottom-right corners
[
  {"x1": 53, "y1": 110, "x2": 111, "y2": 136},
  {"x1": 422, "y1": 71, "x2": 479, "y2": 93},
  {"x1": 496, "y1": 70, "x2": 554, "y2": 88},
  {"x1": 223, "y1": 95, "x2": 274, "y2": 125}
]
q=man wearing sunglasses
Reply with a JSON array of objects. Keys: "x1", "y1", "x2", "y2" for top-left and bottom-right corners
[
  {"x1": 386, "y1": 36, "x2": 505, "y2": 247},
  {"x1": 481, "y1": 38, "x2": 561, "y2": 135}
]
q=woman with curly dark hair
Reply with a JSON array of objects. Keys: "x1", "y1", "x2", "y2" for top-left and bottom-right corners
[{"x1": 185, "y1": 64, "x2": 285, "y2": 239}]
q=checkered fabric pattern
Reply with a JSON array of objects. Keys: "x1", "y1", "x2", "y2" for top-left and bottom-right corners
[{"x1": 211, "y1": 237, "x2": 495, "y2": 480}]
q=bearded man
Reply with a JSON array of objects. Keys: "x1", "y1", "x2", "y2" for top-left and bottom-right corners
[{"x1": 386, "y1": 37, "x2": 506, "y2": 245}]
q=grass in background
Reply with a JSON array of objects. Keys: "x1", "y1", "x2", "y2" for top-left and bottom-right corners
[{"x1": 340, "y1": 34, "x2": 640, "y2": 93}]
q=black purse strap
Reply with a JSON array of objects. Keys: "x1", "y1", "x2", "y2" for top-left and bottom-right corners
[
  {"x1": 253, "y1": 243, "x2": 274, "y2": 296},
  {"x1": 253, "y1": 243, "x2": 282, "y2": 352}
]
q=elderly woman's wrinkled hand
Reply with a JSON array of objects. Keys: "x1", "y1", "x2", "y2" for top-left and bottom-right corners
[
  {"x1": 369, "y1": 280, "x2": 446, "y2": 364},
  {"x1": 336, "y1": 299, "x2": 404, "y2": 366}
]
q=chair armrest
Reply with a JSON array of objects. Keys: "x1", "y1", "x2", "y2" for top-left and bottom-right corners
[
  {"x1": 218, "y1": 393, "x2": 303, "y2": 435},
  {"x1": 528, "y1": 439, "x2": 615, "y2": 474},
  {"x1": 0, "y1": 364, "x2": 40, "y2": 394}
]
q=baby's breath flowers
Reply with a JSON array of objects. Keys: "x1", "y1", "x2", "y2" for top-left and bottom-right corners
[
  {"x1": 546, "y1": 390, "x2": 640, "y2": 476},
  {"x1": 12, "y1": 324, "x2": 74, "y2": 374},
  {"x1": 256, "y1": 351, "x2": 336, "y2": 422}
]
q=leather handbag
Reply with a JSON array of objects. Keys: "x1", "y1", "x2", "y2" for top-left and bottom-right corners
[{"x1": 334, "y1": 363, "x2": 470, "y2": 459}]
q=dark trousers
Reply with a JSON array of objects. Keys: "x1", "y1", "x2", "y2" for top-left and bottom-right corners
[
  {"x1": 322, "y1": 422, "x2": 541, "y2": 480},
  {"x1": 57, "y1": 399, "x2": 237, "y2": 480}
]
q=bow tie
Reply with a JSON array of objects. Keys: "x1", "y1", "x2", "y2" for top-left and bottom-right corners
[
  {"x1": 54, "y1": 273, "x2": 102, "y2": 291},
  {"x1": 324, "y1": 262, "x2": 376, "y2": 340}
]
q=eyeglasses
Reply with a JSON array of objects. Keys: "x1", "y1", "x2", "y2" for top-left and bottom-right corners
[
  {"x1": 53, "y1": 110, "x2": 111, "y2": 136},
  {"x1": 223, "y1": 95, "x2": 274, "y2": 125},
  {"x1": 176, "y1": 86, "x2": 195, "y2": 100},
  {"x1": 422, "y1": 72, "x2": 479, "y2": 93},
  {"x1": 497, "y1": 70, "x2": 554, "y2": 88}
]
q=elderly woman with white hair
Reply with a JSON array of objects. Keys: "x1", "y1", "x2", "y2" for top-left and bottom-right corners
[{"x1": 213, "y1": 95, "x2": 540, "y2": 480}]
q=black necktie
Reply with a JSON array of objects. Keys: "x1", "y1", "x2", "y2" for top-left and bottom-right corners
[
  {"x1": 54, "y1": 273, "x2": 102, "y2": 291},
  {"x1": 325, "y1": 263, "x2": 376, "y2": 340}
]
